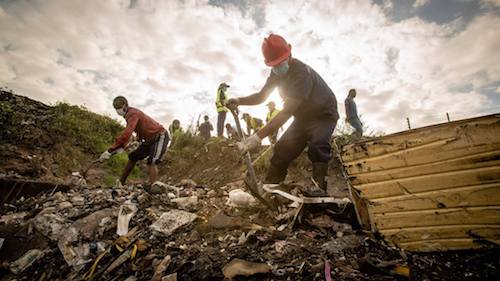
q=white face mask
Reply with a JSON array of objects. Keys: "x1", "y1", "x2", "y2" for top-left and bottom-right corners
[
  {"x1": 272, "y1": 59, "x2": 290, "y2": 76},
  {"x1": 116, "y1": 107, "x2": 127, "y2": 116}
]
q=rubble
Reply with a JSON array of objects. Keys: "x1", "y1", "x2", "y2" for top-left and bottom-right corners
[
  {"x1": 222, "y1": 258, "x2": 271, "y2": 279},
  {"x1": 150, "y1": 210, "x2": 198, "y2": 236},
  {"x1": 151, "y1": 255, "x2": 172, "y2": 281},
  {"x1": 171, "y1": 196, "x2": 198, "y2": 211},
  {"x1": 9, "y1": 249, "x2": 45, "y2": 274},
  {"x1": 226, "y1": 188, "x2": 256, "y2": 207}
]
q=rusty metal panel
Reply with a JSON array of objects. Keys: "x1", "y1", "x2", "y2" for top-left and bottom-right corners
[{"x1": 340, "y1": 114, "x2": 500, "y2": 252}]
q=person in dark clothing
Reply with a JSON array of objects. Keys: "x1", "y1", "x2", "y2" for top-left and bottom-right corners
[
  {"x1": 215, "y1": 82, "x2": 230, "y2": 137},
  {"x1": 227, "y1": 34, "x2": 339, "y2": 196},
  {"x1": 225, "y1": 123, "x2": 240, "y2": 141},
  {"x1": 198, "y1": 115, "x2": 214, "y2": 140},
  {"x1": 345, "y1": 89, "x2": 363, "y2": 139},
  {"x1": 99, "y1": 96, "x2": 169, "y2": 186}
]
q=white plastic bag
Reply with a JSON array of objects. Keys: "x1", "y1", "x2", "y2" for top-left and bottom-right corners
[{"x1": 116, "y1": 201, "x2": 137, "y2": 236}]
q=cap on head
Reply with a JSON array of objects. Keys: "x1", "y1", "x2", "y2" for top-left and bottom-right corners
[
  {"x1": 219, "y1": 82, "x2": 230, "y2": 89},
  {"x1": 262, "y1": 34, "x2": 292, "y2": 67},
  {"x1": 113, "y1": 96, "x2": 128, "y2": 108}
]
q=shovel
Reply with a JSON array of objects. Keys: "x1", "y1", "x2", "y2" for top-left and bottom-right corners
[{"x1": 230, "y1": 109, "x2": 277, "y2": 211}]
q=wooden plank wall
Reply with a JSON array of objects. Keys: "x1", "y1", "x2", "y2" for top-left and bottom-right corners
[{"x1": 340, "y1": 114, "x2": 500, "y2": 251}]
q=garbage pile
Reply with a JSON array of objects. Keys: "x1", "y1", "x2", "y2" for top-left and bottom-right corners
[
  {"x1": 1, "y1": 175, "x2": 499, "y2": 281},
  {"x1": 0, "y1": 174, "x2": 418, "y2": 281}
]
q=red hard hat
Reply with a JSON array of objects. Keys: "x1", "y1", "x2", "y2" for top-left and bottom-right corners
[{"x1": 261, "y1": 34, "x2": 291, "y2": 67}]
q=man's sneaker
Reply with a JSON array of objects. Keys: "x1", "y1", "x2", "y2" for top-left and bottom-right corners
[{"x1": 114, "y1": 179, "x2": 124, "y2": 189}]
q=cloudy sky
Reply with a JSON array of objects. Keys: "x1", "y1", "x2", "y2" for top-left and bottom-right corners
[{"x1": 1, "y1": 0, "x2": 499, "y2": 135}]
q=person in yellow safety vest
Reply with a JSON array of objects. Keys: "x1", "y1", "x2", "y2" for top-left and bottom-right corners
[
  {"x1": 266, "y1": 101, "x2": 281, "y2": 144},
  {"x1": 242, "y1": 113, "x2": 263, "y2": 136},
  {"x1": 168, "y1": 119, "x2": 183, "y2": 146},
  {"x1": 215, "y1": 82, "x2": 230, "y2": 137}
]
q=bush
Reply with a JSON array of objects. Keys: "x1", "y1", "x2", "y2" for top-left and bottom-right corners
[
  {"x1": 49, "y1": 102, "x2": 123, "y2": 154},
  {"x1": 169, "y1": 130, "x2": 206, "y2": 154},
  {"x1": 48, "y1": 102, "x2": 141, "y2": 181}
]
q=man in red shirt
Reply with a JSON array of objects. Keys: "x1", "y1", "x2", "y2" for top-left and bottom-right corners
[{"x1": 99, "y1": 96, "x2": 169, "y2": 186}]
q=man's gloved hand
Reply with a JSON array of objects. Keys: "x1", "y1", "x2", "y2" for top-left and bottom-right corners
[
  {"x1": 99, "y1": 150, "x2": 112, "y2": 162},
  {"x1": 226, "y1": 98, "x2": 240, "y2": 110},
  {"x1": 236, "y1": 134, "x2": 262, "y2": 153}
]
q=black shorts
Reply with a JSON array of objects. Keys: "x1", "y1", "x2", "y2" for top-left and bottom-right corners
[{"x1": 128, "y1": 131, "x2": 169, "y2": 164}]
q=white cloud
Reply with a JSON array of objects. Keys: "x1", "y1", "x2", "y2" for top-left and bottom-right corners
[
  {"x1": 481, "y1": 0, "x2": 500, "y2": 7},
  {"x1": 0, "y1": 0, "x2": 499, "y2": 134},
  {"x1": 413, "y1": 0, "x2": 430, "y2": 8}
]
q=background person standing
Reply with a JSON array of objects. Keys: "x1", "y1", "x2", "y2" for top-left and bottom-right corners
[
  {"x1": 345, "y1": 89, "x2": 363, "y2": 139},
  {"x1": 198, "y1": 115, "x2": 213, "y2": 140},
  {"x1": 215, "y1": 82, "x2": 230, "y2": 137}
]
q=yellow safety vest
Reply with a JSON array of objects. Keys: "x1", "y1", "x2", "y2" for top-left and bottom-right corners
[
  {"x1": 250, "y1": 118, "x2": 263, "y2": 130},
  {"x1": 169, "y1": 125, "x2": 183, "y2": 140},
  {"x1": 266, "y1": 109, "x2": 280, "y2": 123},
  {"x1": 215, "y1": 88, "x2": 229, "y2": 113}
]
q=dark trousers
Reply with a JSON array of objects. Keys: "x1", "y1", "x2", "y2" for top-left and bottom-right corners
[
  {"x1": 217, "y1": 111, "x2": 226, "y2": 137},
  {"x1": 271, "y1": 118, "x2": 337, "y2": 170}
]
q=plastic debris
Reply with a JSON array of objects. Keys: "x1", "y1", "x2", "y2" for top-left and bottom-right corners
[
  {"x1": 222, "y1": 258, "x2": 271, "y2": 279},
  {"x1": 179, "y1": 179, "x2": 197, "y2": 188},
  {"x1": 161, "y1": 272, "x2": 177, "y2": 281},
  {"x1": 0, "y1": 211, "x2": 30, "y2": 224},
  {"x1": 117, "y1": 201, "x2": 138, "y2": 236},
  {"x1": 71, "y1": 195, "x2": 85, "y2": 206},
  {"x1": 10, "y1": 249, "x2": 45, "y2": 274},
  {"x1": 32, "y1": 208, "x2": 70, "y2": 240},
  {"x1": 171, "y1": 196, "x2": 198, "y2": 210},
  {"x1": 226, "y1": 189, "x2": 256, "y2": 207},
  {"x1": 150, "y1": 210, "x2": 198, "y2": 236},
  {"x1": 151, "y1": 255, "x2": 172, "y2": 281}
]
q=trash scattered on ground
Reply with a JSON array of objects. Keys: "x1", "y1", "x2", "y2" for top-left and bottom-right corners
[
  {"x1": 117, "y1": 201, "x2": 138, "y2": 236},
  {"x1": 9, "y1": 249, "x2": 45, "y2": 274},
  {"x1": 0, "y1": 93, "x2": 497, "y2": 281},
  {"x1": 150, "y1": 210, "x2": 198, "y2": 236},
  {"x1": 222, "y1": 258, "x2": 272, "y2": 279},
  {"x1": 226, "y1": 189, "x2": 256, "y2": 207}
]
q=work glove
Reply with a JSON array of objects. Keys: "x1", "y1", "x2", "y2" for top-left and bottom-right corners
[
  {"x1": 99, "y1": 150, "x2": 112, "y2": 162},
  {"x1": 237, "y1": 134, "x2": 262, "y2": 154},
  {"x1": 226, "y1": 98, "x2": 240, "y2": 111}
]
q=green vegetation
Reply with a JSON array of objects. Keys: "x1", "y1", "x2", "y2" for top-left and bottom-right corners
[
  {"x1": 169, "y1": 130, "x2": 206, "y2": 157},
  {"x1": 49, "y1": 102, "x2": 122, "y2": 154},
  {"x1": 48, "y1": 102, "x2": 141, "y2": 183},
  {"x1": 0, "y1": 101, "x2": 14, "y2": 140}
]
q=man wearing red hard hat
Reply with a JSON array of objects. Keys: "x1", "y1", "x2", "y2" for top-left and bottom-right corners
[{"x1": 227, "y1": 34, "x2": 339, "y2": 196}]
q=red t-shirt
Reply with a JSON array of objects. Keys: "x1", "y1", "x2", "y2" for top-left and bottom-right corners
[{"x1": 109, "y1": 107, "x2": 165, "y2": 151}]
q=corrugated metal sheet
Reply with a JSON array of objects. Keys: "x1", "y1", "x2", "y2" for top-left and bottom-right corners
[{"x1": 340, "y1": 114, "x2": 500, "y2": 252}]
